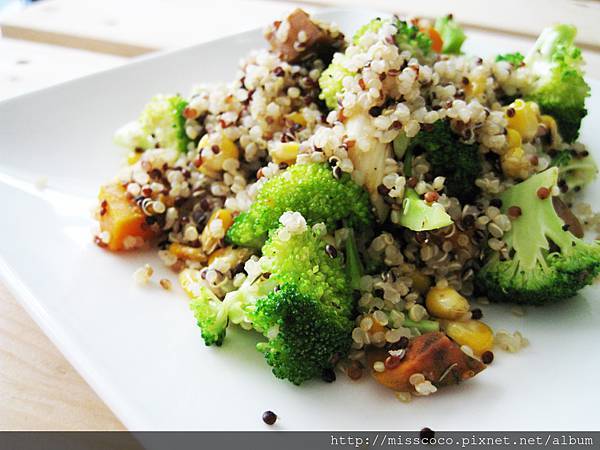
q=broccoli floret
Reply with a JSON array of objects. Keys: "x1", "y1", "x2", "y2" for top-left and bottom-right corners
[
  {"x1": 185, "y1": 269, "x2": 276, "y2": 346},
  {"x1": 188, "y1": 220, "x2": 356, "y2": 384},
  {"x1": 251, "y1": 283, "x2": 352, "y2": 385},
  {"x1": 434, "y1": 15, "x2": 466, "y2": 54},
  {"x1": 115, "y1": 94, "x2": 190, "y2": 152},
  {"x1": 395, "y1": 144, "x2": 453, "y2": 232},
  {"x1": 394, "y1": 19, "x2": 432, "y2": 60},
  {"x1": 226, "y1": 163, "x2": 373, "y2": 248},
  {"x1": 318, "y1": 53, "x2": 353, "y2": 110},
  {"x1": 477, "y1": 167, "x2": 600, "y2": 304},
  {"x1": 398, "y1": 188, "x2": 453, "y2": 231},
  {"x1": 409, "y1": 120, "x2": 482, "y2": 202},
  {"x1": 496, "y1": 52, "x2": 525, "y2": 66},
  {"x1": 552, "y1": 149, "x2": 598, "y2": 191},
  {"x1": 524, "y1": 25, "x2": 590, "y2": 143}
]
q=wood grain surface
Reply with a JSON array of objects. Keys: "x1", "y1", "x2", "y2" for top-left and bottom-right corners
[{"x1": 0, "y1": 283, "x2": 124, "y2": 430}]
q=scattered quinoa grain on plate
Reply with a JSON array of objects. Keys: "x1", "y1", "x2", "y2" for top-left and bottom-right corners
[{"x1": 94, "y1": 9, "x2": 600, "y2": 398}]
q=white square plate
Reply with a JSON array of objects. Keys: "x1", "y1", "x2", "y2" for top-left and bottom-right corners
[{"x1": 1, "y1": 10, "x2": 599, "y2": 431}]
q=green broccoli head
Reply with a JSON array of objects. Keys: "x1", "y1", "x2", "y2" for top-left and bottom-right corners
[
  {"x1": 434, "y1": 15, "x2": 466, "y2": 54},
  {"x1": 409, "y1": 120, "x2": 482, "y2": 202},
  {"x1": 318, "y1": 53, "x2": 353, "y2": 110},
  {"x1": 496, "y1": 52, "x2": 525, "y2": 66},
  {"x1": 261, "y1": 220, "x2": 353, "y2": 316},
  {"x1": 188, "y1": 219, "x2": 357, "y2": 384},
  {"x1": 250, "y1": 283, "x2": 353, "y2": 385},
  {"x1": 524, "y1": 24, "x2": 591, "y2": 143},
  {"x1": 552, "y1": 149, "x2": 598, "y2": 191},
  {"x1": 477, "y1": 167, "x2": 600, "y2": 304},
  {"x1": 185, "y1": 269, "x2": 276, "y2": 346},
  {"x1": 115, "y1": 94, "x2": 190, "y2": 152},
  {"x1": 226, "y1": 163, "x2": 373, "y2": 248}
]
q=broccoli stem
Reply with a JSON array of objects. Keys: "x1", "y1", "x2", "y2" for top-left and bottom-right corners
[
  {"x1": 402, "y1": 319, "x2": 440, "y2": 333},
  {"x1": 345, "y1": 228, "x2": 363, "y2": 290},
  {"x1": 403, "y1": 146, "x2": 413, "y2": 177}
]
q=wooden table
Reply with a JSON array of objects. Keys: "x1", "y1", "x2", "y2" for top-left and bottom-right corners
[{"x1": 1, "y1": 0, "x2": 599, "y2": 431}]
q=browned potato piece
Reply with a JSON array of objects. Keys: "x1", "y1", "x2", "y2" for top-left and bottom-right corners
[
  {"x1": 265, "y1": 9, "x2": 345, "y2": 63},
  {"x1": 371, "y1": 332, "x2": 486, "y2": 391}
]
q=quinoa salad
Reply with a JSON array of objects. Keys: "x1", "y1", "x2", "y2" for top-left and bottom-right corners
[{"x1": 94, "y1": 10, "x2": 600, "y2": 401}]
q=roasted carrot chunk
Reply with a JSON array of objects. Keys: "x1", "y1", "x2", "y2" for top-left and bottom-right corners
[
  {"x1": 98, "y1": 183, "x2": 155, "y2": 251},
  {"x1": 371, "y1": 332, "x2": 485, "y2": 391}
]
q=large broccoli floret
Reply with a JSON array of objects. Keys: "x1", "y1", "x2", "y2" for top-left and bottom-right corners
[
  {"x1": 408, "y1": 120, "x2": 482, "y2": 202},
  {"x1": 552, "y1": 149, "x2": 598, "y2": 191},
  {"x1": 477, "y1": 167, "x2": 600, "y2": 304},
  {"x1": 114, "y1": 94, "x2": 190, "y2": 152},
  {"x1": 434, "y1": 15, "x2": 466, "y2": 54},
  {"x1": 226, "y1": 163, "x2": 373, "y2": 248},
  {"x1": 250, "y1": 283, "x2": 352, "y2": 385},
  {"x1": 186, "y1": 220, "x2": 356, "y2": 384},
  {"x1": 524, "y1": 24, "x2": 591, "y2": 143}
]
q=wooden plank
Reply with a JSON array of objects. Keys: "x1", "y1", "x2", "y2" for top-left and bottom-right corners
[
  {"x1": 0, "y1": 0, "x2": 317, "y2": 56},
  {"x1": 0, "y1": 38, "x2": 124, "y2": 101},
  {"x1": 0, "y1": 283, "x2": 124, "y2": 430}
]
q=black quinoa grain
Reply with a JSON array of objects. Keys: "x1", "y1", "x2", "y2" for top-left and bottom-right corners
[
  {"x1": 325, "y1": 244, "x2": 338, "y2": 258},
  {"x1": 262, "y1": 411, "x2": 277, "y2": 425},
  {"x1": 506, "y1": 107, "x2": 516, "y2": 118},
  {"x1": 481, "y1": 351, "x2": 494, "y2": 364},
  {"x1": 462, "y1": 215, "x2": 475, "y2": 228},
  {"x1": 471, "y1": 308, "x2": 483, "y2": 320},
  {"x1": 377, "y1": 184, "x2": 390, "y2": 195},
  {"x1": 273, "y1": 66, "x2": 284, "y2": 77},
  {"x1": 321, "y1": 368, "x2": 336, "y2": 383},
  {"x1": 489, "y1": 198, "x2": 502, "y2": 208},
  {"x1": 369, "y1": 106, "x2": 382, "y2": 117},
  {"x1": 279, "y1": 162, "x2": 289, "y2": 170},
  {"x1": 420, "y1": 427, "x2": 435, "y2": 440}
]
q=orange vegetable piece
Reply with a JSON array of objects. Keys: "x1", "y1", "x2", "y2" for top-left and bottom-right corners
[
  {"x1": 427, "y1": 28, "x2": 443, "y2": 53},
  {"x1": 98, "y1": 183, "x2": 155, "y2": 251},
  {"x1": 371, "y1": 332, "x2": 485, "y2": 391}
]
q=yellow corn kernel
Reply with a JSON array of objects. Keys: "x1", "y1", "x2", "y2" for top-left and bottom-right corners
[
  {"x1": 425, "y1": 287, "x2": 470, "y2": 320},
  {"x1": 127, "y1": 151, "x2": 142, "y2": 165},
  {"x1": 271, "y1": 142, "x2": 299, "y2": 165},
  {"x1": 285, "y1": 112, "x2": 307, "y2": 127},
  {"x1": 501, "y1": 146, "x2": 531, "y2": 179},
  {"x1": 409, "y1": 271, "x2": 431, "y2": 295},
  {"x1": 465, "y1": 76, "x2": 486, "y2": 100},
  {"x1": 445, "y1": 320, "x2": 494, "y2": 355},
  {"x1": 197, "y1": 134, "x2": 239, "y2": 175},
  {"x1": 505, "y1": 100, "x2": 540, "y2": 142},
  {"x1": 200, "y1": 209, "x2": 234, "y2": 254},
  {"x1": 505, "y1": 128, "x2": 522, "y2": 149}
]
